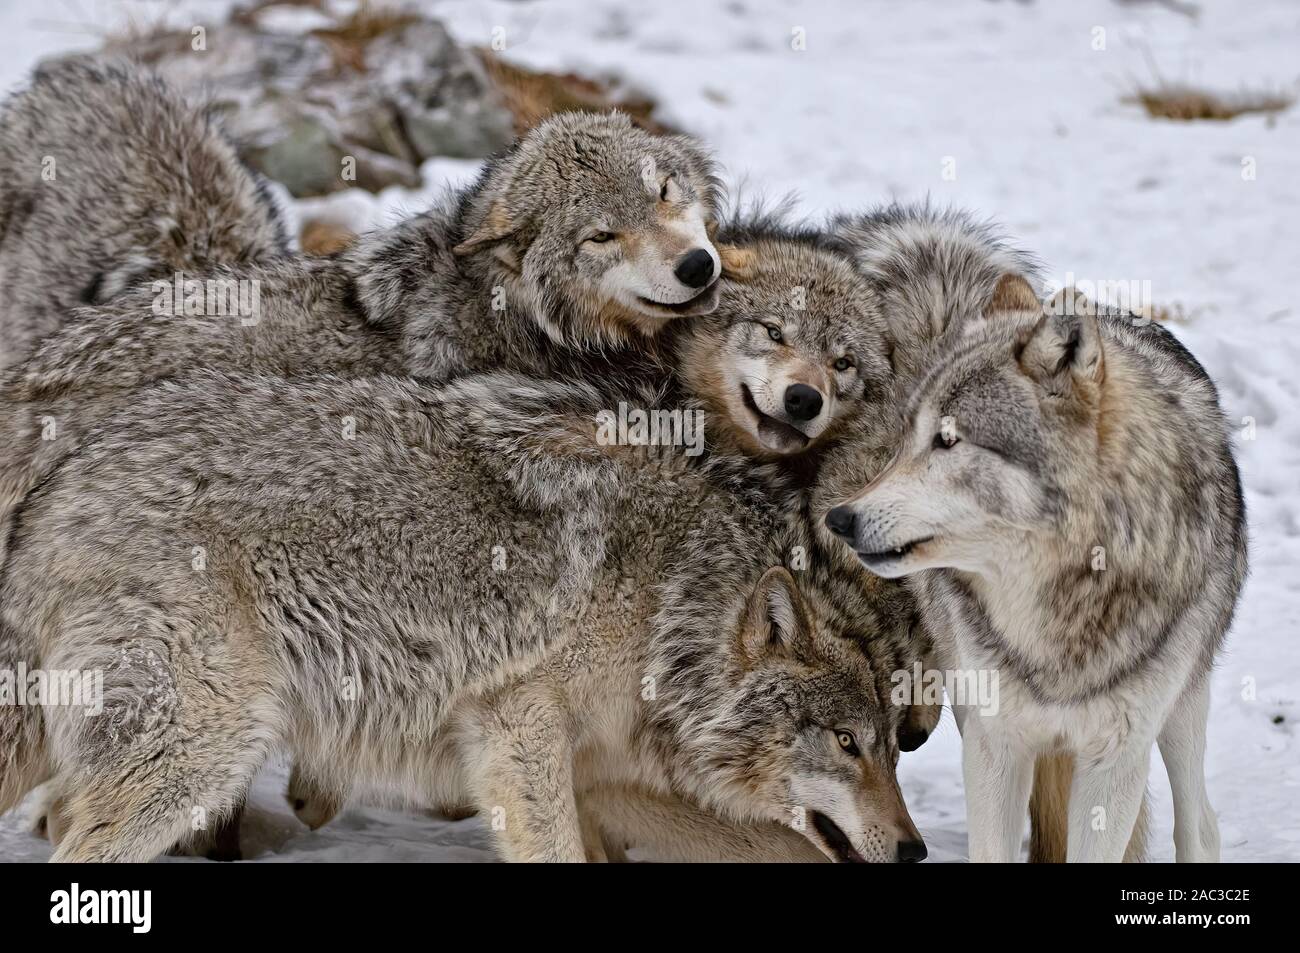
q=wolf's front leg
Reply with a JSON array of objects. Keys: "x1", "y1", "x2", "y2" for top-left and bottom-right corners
[
  {"x1": 580, "y1": 783, "x2": 826, "y2": 862},
  {"x1": 961, "y1": 715, "x2": 1033, "y2": 863},
  {"x1": 461, "y1": 689, "x2": 585, "y2": 863},
  {"x1": 1066, "y1": 742, "x2": 1151, "y2": 863},
  {"x1": 1158, "y1": 677, "x2": 1219, "y2": 863}
]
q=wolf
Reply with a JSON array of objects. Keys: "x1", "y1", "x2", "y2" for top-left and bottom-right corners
[
  {"x1": 0, "y1": 222, "x2": 875, "y2": 583},
  {"x1": 830, "y1": 203, "x2": 1111, "y2": 859},
  {"x1": 359, "y1": 108, "x2": 725, "y2": 375},
  {"x1": 0, "y1": 362, "x2": 927, "y2": 863},
  {"x1": 0, "y1": 57, "x2": 290, "y2": 369},
  {"x1": 0, "y1": 107, "x2": 730, "y2": 580},
  {"x1": 825, "y1": 273, "x2": 1247, "y2": 862},
  {"x1": 264, "y1": 212, "x2": 967, "y2": 838},
  {"x1": 272, "y1": 226, "x2": 946, "y2": 836},
  {"x1": 676, "y1": 226, "x2": 896, "y2": 458}
]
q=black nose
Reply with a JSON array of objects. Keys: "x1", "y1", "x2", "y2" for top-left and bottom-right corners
[
  {"x1": 783, "y1": 383, "x2": 823, "y2": 421},
  {"x1": 824, "y1": 505, "x2": 857, "y2": 540},
  {"x1": 674, "y1": 248, "x2": 715, "y2": 289},
  {"x1": 898, "y1": 839, "x2": 928, "y2": 863},
  {"x1": 897, "y1": 726, "x2": 930, "y2": 753}
]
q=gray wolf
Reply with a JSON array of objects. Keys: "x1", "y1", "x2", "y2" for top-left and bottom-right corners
[
  {"x1": 0, "y1": 57, "x2": 289, "y2": 369},
  {"x1": 825, "y1": 274, "x2": 1247, "y2": 862},
  {"x1": 0, "y1": 366, "x2": 925, "y2": 862},
  {"x1": 275, "y1": 226, "x2": 930, "y2": 836},
  {"x1": 353, "y1": 107, "x2": 725, "y2": 377},
  {"x1": 0, "y1": 108, "x2": 726, "y2": 578},
  {"x1": 675, "y1": 226, "x2": 894, "y2": 458}
]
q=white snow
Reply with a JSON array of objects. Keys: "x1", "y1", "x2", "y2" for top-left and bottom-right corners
[{"x1": 0, "y1": 0, "x2": 1296, "y2": 862}]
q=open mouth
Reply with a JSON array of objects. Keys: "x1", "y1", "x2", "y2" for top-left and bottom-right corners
[
  {"x1": 855, "y1": 536, "x2": 934, "y2": 567},
  {"x1": 811, "y1": 812, "x2": 866, "y2": 863},
  {"x1": 740, "y1": 383, "x2": 810, "y2": 454},
  {"x1": 637, "y1": 278, "x2": 721, "y2": 316}
]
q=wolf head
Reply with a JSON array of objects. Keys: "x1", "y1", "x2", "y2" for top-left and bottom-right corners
[
  {"x1": 828, "y1": 202, "x2": 1040, "y2": 385},
  {"x1": 678, "y1": 236, "x2": 892, "y2": 457},
  {"x1": 674, "y1": 567, "x2": 924, "y2": 862},
  {"x1": 453, "y1": 111, "x2": 722, "y2": 343},
  {"x1": 825, "y1": 274, "x2": 1106, "y2": 578}
]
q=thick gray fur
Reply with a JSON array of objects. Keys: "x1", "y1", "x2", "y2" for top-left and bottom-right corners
[{"x1": 0, "y1": 57, "x2": 290, "y2": 369}]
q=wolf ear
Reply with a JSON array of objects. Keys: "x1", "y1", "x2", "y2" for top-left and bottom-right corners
[
  {"x1": 984, "y1": 273, "x2": 1041, "y2": 320},
  {"x1": 718, "y1": 244, "x2": 757, "y2": 281},
  {"x1": 1045, "y1": 284, "x2": 1094, "y2": 319},
  {"x1": 738, "y1": 567, "x2": 811, "y2": 665},
  {"x1": 452, "y1": 201, "x2": 517, "y2": 257},
  {"x1": 1017, "y1": 310, "x2": 1106, "y2": 393}
]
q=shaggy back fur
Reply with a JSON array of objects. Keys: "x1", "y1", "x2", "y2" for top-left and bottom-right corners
[{"x1": 0, "y1": 57, "x2": 289, "y2": 368}]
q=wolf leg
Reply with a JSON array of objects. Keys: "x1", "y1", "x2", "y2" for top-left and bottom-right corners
[
  {"x1": 53, "y1": 725, "x2": 268, "y2": 864},
  {"x1": 286, "y1": 761, "x2": 347, "y2": 831},
  {"x1": 960, "y1": 717, "x2": 1033, "y2": 862},
  {"x1": 1028, "y1": 754, "x2": 1151, "y2": 862},
  {"x1": 1158, "y1": 677, "x2": 1219, "y2": 862},
  {"x1": 1066, "y1": 742, "x2": 1151, "y2": 863},
  {"x1": 582, "y1": 783, "x2": 825, "y2": 862},
  {"x1": 576, "y1": 796, "x2": 627, "y2": 863},
  {"x1": 1027, "y1": 753, "x2": 1072, "y2": 863},
  {"x1": 47, "y1": 623, "x2": 276, "y2": 863},
  {"x1": 461, "y1": 690, "x2": 584, "y2": 862}
]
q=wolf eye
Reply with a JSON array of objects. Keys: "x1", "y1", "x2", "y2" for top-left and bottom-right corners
[
  {"x1": 659, "y1": 175, "x2": 677, "y2": 202},
  {"x1": 766, "y1": 325, "x2": 784, "y2": 343},
  {"x1": 835, "y1": 730, "x2": 861, "y2": 757},
  {"x1": 586, "y1": 231, "x2": 616, "y2": 245},
  {"x1": 833, "y1": 356, "x2": 854, "y2": 372}
]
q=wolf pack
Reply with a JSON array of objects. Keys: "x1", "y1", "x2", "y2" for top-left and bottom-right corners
[{"x1": 0, "y1": 59, "x2": 1245, "y2": 863}]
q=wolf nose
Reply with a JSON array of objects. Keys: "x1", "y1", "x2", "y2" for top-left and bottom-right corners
[
  {"x1": 674, "y1": 248, "x2": 716, "y2": 288},
  {"x1": 898, "y1": 839, "x2": 928, "y2": 863},
  {"x1": 897, "y1": 726, "x2": 930, "y2": 752},
  {"x1": 824, "y1": 505, "x2": 857, "y2": 540},
  {"x1": 783, "y1": 383, "x2": 823, "y2": 421}
]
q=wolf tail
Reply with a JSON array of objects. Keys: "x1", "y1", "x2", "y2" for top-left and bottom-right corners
[{"x1": 1028, "y1": 753, "x2": 1149, "y2": 862}]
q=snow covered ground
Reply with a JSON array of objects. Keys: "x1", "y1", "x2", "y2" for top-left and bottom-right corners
[{"x1": 0, "y1": 0, "x2": 1296, "y2": 862}]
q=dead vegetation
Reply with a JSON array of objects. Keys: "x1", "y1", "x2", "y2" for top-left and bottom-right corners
[
  {"x1": 232, "y1": 0, "x2": 671, "y2": 133},
  {"x1": 1127, "y1": 83, "x2": 1293, "y2": 122},
  {"x1": 1133, "y1": 301, "x2": 1195, "y2": 324},
  {"x1": 475, "y1": 50, "x2": 672, "y2": 135},
  {"x1": 305, "y1": 2, "x2": 422, "y2": 74}
]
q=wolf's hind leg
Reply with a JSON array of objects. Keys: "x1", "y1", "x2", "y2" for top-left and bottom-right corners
[
  {"x1": 1158, "y1": 676, "x2": 1219, "y2": 863},
  {"x1": 1027, "y1": 753, "x2": 1072, "y2": 863},
  {"x1": 46, "y1": 625, "x2": 276, "y2": 863},
  {"x1": 53, "y1": 715, "x2": 270, "y2": 864},
  {"x1": 460, "y1": 689, "x2": 584, "y2": 862}
]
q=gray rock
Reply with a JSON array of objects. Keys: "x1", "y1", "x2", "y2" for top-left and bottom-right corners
[{"x1": 80, "y1": 9, "x2": 514, "y2": 196}]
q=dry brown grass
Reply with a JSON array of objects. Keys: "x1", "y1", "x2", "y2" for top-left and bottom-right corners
[
  {"x1": 1127, "y1": 83, "x2": 1293, "y2": 121},
  {"x1": 1133, "y1": 301, "x2": 1193, "y2": 324},
  {"x1": 475, "y1": 49, "x2": 672, "y2": 135},
  {"x1": 307, "y1": 1, "x2": 422, "y2": 73}
]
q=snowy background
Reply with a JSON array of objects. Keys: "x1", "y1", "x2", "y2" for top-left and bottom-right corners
[{"x1": 0, "y1": 0, "x2": 1296, "y2": 862}]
